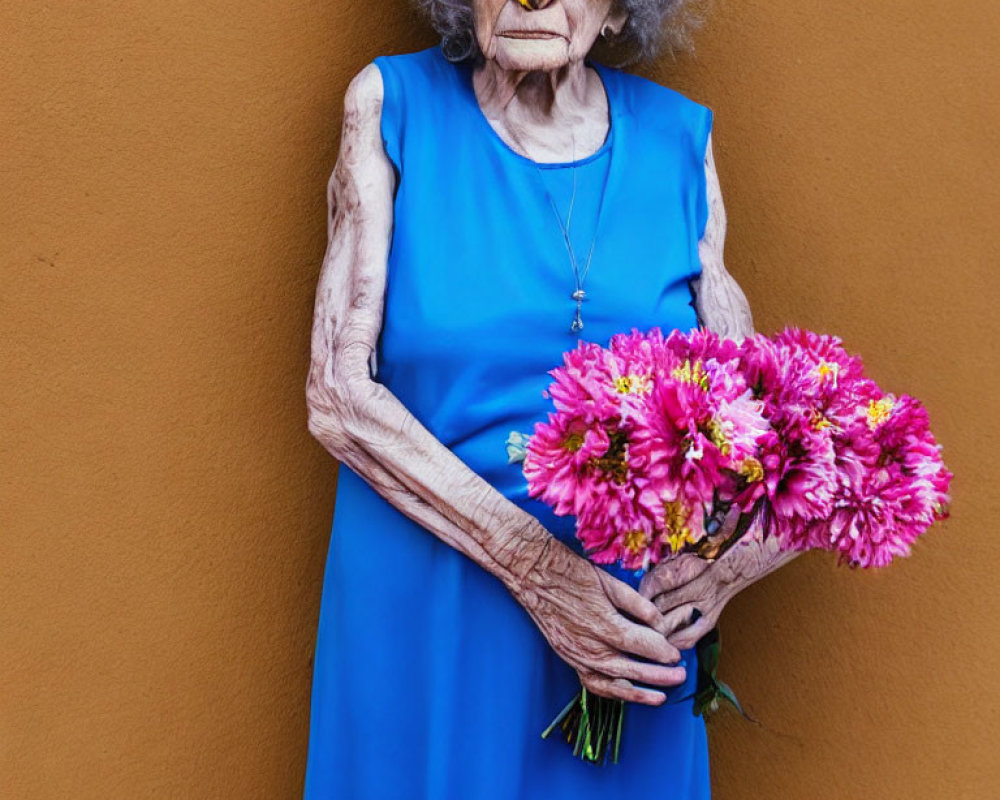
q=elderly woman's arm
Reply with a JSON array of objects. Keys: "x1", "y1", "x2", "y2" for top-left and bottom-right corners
[
  {"x1": 691, "y1": 134, "x2": 755, "y2": 341},
  {"x1": 305, "y1": 63, "x2": 686, "y2": 704},
  {"x1": 638, "y1": 131, "x2": 801, "y2": 646}
]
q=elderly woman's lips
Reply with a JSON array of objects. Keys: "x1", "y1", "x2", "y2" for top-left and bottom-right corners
[{"x1": 499, "y1": 31, "x2": 562, "y2": 39}]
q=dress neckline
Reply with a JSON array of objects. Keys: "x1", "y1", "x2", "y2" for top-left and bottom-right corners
[
  {"x1": 451, "y1": 50, "x2": 616, "y2": 170},
  {"x1": 439, "y1": 46, "x2": 625, "y2": 338}
]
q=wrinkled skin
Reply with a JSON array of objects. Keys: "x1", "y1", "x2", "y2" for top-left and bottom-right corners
[
  {"x1": 638, "y1": 508, "x2": 802, "y2": 651},
  {"x1": 306, "y1": 0, "x2": 795, "y2": 706}
]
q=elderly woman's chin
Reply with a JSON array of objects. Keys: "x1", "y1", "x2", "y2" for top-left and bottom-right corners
[{"x1": 493, "y1": 33, "x2": 572, "y2": 71}]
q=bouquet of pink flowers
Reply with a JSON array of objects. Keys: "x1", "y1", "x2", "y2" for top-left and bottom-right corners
[{"x1": 504, "y1": 326, "x2": 952, "y2": 765}]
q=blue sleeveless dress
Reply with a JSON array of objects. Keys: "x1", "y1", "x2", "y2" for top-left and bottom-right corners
[{"x1": 304, "y1": 44, "x2": 715, "y2": 799}]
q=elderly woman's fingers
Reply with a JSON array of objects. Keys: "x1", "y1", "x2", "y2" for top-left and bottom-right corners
[
  {"x1": 596, "y1": 569, "x2": 672, "y2": 637},
  {"x1": 594, "y1": 654, "x2": 687, "y2": 689},
  {"x1": 653, "y1": 581, "x2": 702, "y2": 615},
  {"x1": 659, "y1": 601, "x2": 703, "y2": 639},
  {"x1": 605, "y1": 617, "x2": 683, "y2": 665},
  {"x1": 516, "y1": 540, "x2": 700, "y2": 701},
  {"x1": 578, "y1": 671, "x2": 667, "y2": 706},
  {"x1": 667, "y1": 610, "x2": 719, "y2": 651},
  {"x1": 637, "y1": 554, "x2": 711, "y2": 602}
]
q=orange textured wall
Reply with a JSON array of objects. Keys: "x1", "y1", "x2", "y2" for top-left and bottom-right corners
[{"x1": 3, "y1": 1, "x2": 996, "y2": 797}]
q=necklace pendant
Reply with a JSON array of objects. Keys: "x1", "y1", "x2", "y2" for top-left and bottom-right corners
[{"x1": 570, "y1": 312, "x2": 584, "y2": 333}]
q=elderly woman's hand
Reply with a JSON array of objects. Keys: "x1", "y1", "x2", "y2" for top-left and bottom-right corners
[
  {"x1": 512, "y1": 532, "x2": 688, "y2": 706},
  {"x1": 638, "y1": 513, "x2": 802, "y2": 650},
  {"x1": 636, "y1": 504, "x2": 744, "y2": 613}
]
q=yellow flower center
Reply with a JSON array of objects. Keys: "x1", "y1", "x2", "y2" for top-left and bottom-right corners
[
  {"x1": 671, "y1": 359, "x2": 711, "y2": 392},
  {"x1": 586, "y1": 430, "x2": 630, "y2": 484},
  {"x1": 623, "y1": 529, "x2": 648, "y2": 554},
  {"x1": 700, "y1": 417, "x2": 731, "y2": 456},
  {"x1": 866, "y1": 397, "x2": 896, "y2": 430},
  {"x1": 563, "y1": 432, "x2": 584, "y2": 452},
  {"x1": 738, "y1": 457, "x2": 764, "y2": 482},
  {"x1": 614, "y1": 373, "x2": 652, "y2": 395},
  {"x1": 810, "y1": 409, "x2": 835, "y2": 431},
  {"x1": 817, "y1": 360, "x2": 840, "y2": 386},
  {"x1": 660, "y1": 499, "x2": 697, "y2": 553}
]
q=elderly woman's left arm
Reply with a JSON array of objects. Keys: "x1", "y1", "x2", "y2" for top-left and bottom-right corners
[{"x1": 638, "y1": 131, "x2": 802, "y2": 647}]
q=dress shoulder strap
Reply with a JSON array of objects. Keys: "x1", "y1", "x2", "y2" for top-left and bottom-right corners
[
  {"x1": 609, "y1": 67, "x2": 715, "y2": 240},
  {"x1": 371, "y1": 46, "x2": 456, "y2": 178}
]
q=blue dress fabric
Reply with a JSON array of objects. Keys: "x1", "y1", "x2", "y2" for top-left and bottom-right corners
[{"x1": 304, "y1": 44, "x2": 715, "y2": 799}]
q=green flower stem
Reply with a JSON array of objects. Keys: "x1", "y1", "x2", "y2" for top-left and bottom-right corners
[
  {"x1": 540, "y1": 692, "x2": 580, "y2": 740},
  {"x1": 541, "y1": 684, "x2": 628, "y2": 766}
]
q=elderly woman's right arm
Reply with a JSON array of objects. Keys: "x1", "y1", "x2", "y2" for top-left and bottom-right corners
[{"x1": 304, "y1": 63, "x2": 687, "y2": 705}]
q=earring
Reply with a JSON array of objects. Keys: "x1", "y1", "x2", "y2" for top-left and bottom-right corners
[{"x1": 601, "y1": 23, "x2": 618, "y2": 39}]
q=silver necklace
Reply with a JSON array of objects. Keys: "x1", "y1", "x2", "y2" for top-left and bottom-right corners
[{"x1": 505, "y1": 119, "x2": 611, "y2": 334}]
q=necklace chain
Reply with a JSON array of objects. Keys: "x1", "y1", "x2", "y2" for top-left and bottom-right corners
[{"x1": 504, "y1": 120, "x2": 605, "y2": 334}]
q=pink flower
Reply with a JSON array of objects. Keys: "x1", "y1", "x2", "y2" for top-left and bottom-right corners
[
  {"x1": 804, "y1": 460, "x2": 941, "y2": 568},
  {"x1": 741, "y1": 328, "x2": 876, "y2": 424},
  {"x1": 629, "y1": 356, "x2": 766, "y2": 508},
  {"x1": 576, "y1": 491, "x2": 662, "y2": 570},
  {"x1": 755, "y1": 420, "x2": 838, "y2": 543},
  {"x1": 523, "y1": 413, "x2": 614, "y2": 517},
  {"x1": 779, "y1": 385, "x2": 953, "y2": 567},
  {"x1": 662, "y1": 326, "x2": 743, "y2": 369},
  {"x1": 543, "y1": 339, "x2": 620, "y2": 420}
]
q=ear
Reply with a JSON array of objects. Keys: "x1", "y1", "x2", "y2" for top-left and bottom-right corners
[{"x1": 602, "y1": 2, "x2": 628, "y2": 35}]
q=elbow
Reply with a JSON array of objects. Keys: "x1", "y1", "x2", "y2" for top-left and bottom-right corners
[
  {"x1": 305, "y1": 371, "x2": 380, "y2": 459},
  {"x1": 306, "y1": 402, "x2": 351, "y2": 459},
  {"x1": 306, "y1": 335, "x2": 384, "y2": 456}
]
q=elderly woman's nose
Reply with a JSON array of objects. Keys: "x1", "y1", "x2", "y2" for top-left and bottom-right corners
[{"x1": 515, "y1": 0, "x2": 556, "y2": 10}]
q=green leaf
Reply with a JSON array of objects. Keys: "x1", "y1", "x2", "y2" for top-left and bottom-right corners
[
  {"x1": 691, "y1": 625, "x2": 754, "y2": 723},
  {"x1": 716, "y1": 680, "x2": 744, "y2": 714},
  {"x1": 696, "y1": 626, "x2": 721, "y2": 675}
]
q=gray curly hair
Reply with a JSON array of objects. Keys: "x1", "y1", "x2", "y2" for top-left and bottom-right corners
[{"x1": 411, "y1": 0, "x2": 708, "y2": 68}]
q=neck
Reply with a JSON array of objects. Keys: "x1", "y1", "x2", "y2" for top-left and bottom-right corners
[
  {"x1": 474, "y1": 57, "x2": 590, "y2": 122},
  {"x1": 471, "y1": 57, "x2": 607, "y2": 162}
]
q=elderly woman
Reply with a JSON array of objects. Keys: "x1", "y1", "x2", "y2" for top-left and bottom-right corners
[{"x1": 303, "y1": 0, "x2": 799, "y2": 796}]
